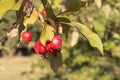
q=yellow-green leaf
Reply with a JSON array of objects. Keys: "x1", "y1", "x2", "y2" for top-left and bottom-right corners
[
  {"x1": 40, "y1": 25, "x2": 54, "y2": 46},
  {"x1": 0, "y1": 0, "x2": 23, "y2": 18},
  {"x1": 23, "y1": 8, "x2": 38, "y2": 27},
  {"x1": 70, "y1": 22, "x2": 104, "y2": 55},
  {"x1": 112, "y1": 46, "x2": 120, "y2": 58}
]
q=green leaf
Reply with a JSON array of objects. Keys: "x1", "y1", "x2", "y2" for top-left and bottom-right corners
[
  {"x1": 69, "y1": 22, "x2": 104, "y2": 55},
  {"x1": 103, "y1": 41, "x2": 115, "y2": 51},
  {"x1": 40, "y1": 25, "x2": 54, "y2": 46},
  {"x1": 57, "y1": 17, "x2": 71, "y2": 22},
  {"x1": 52, "y1": 0, "x2": 63, "y2": 8},
  {"x1": 23, "y1": 8, "x2": 38, "y2": 27},
  {"x1": 48, "y1": 53, "x2": 62, "y2": 73},
  {"x1": 0, "y1": 0, "x2": 23, "y2": 18},
  {"x1": 93, "y1": 21, "x2": 105, "y2": 37},
  {"x1": 111, "y1": 46, "x2": 120, "y2": 58},
  {"x1": 112, "y1": 32, "x2": 120, "y2": 40},
  {"x1": 93, "y1": 21, "x2": 105, "y2": 32},
  {"x1": 32, "y1": 0, "x2": 43, "y2": 12},
  {"x1": 61, "y1": 0, "x2": 87, "y2": 12}
]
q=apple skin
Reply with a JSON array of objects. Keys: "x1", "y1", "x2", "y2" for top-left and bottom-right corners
[
  {"x1": 46, "y1": 41, "x2": 57, "y2": 54},
  {"x1": 49, "y1": 48, "x2": 57, "y2": 54},
  {"x1": 50, "y1": 36, "x2": 62, "y2": 49},
  {"x1": 46, "y1": 41, "x2": 51, "y2": 52},
  {"x1": 21, "y1": 31, "x2": 32, "y2": 42},
  {"x1": 40, "y1": 10, "x2": 46, "y2": 16},
  {"x1": 34, "y1": 41, "x2": 46, "y2": 54}
]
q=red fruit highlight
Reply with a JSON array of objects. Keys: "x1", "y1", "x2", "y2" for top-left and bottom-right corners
[
  {"x1": 34, "y1": 41, "x2": 46, "y2": 54},
  {"x1": 22, "y1": 31, "x2": 32, "y2": 42},
  {"x1": 51, "y1": 36, "x2": 62, "y2": 49},
  {"x1": 40, "y1": 10, "x2": 46, "y2": 16}
]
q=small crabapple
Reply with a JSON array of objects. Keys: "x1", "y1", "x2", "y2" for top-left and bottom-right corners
[
  {"x1": 46, "y1": 41, "x2": 57, "y2": 54},
  {"x1": 40, "y1": 10, "x2": 46, "y2": 16},
  {"x1": 34, "y1": 41, "x2": 46, "y2": 54},
  {"x1": 21, "y1": 31, "x2": 32, "y2": 42},
  {"x1": 51, "y1": 36, "x2": 62, "y2": 49}
]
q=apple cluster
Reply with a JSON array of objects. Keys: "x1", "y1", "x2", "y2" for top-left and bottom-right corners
[
  {"x1": 34, "y1": 36, "x2": 62, "y2": 55},
  {"x1": 21, "y1": 31, "x2": 62, "y2": 55},
  {"x1": 21, "y1": 10, "x2": 62, "y2": 56}
]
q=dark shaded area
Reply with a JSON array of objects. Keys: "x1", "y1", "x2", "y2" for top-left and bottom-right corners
[{"x1": 14, "y1": 47, "x2": 34, "y2": 56}]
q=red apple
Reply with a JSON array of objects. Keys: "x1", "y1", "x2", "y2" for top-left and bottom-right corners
[
  {"x1": 46, "y1": 41, "x2": 57, "y2": 54},
  {"x1": 21, "y1": 31, "x2": 32, "y2": 42},
  {"x1": 34, "y1": 41, "x2": 46, "y2": 54},
  {"x1": 49, "y1": 48, "x2": 57, "y2": 54},
  {"x1": 40, "y1": 10, "x2": 46, "y2": 16},
  {"x1": 51, "y1": 36, "x2": 62, "y2": 49}
]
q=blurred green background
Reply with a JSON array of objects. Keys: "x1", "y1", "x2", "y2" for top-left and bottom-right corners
[{"x1": 0, "y1": 0, "x2": 120, "y2": 80}]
